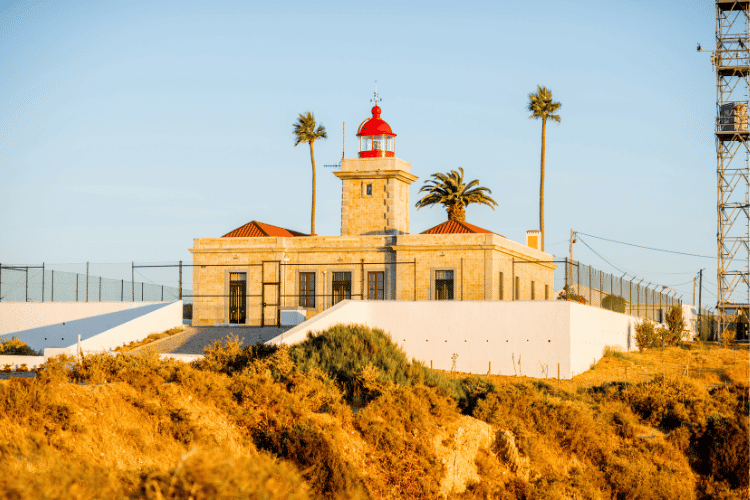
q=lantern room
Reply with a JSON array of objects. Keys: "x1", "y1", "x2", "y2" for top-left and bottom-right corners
[{"x1": 357, "y1": 105, "x2": 396, "y2": 158}]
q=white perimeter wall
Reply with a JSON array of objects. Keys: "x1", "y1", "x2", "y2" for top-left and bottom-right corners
[
  {"x1": 0, "y1": 302, "x2": 166, "y2": 335},
  {"x1": 271, "y1": 300, "x2": 637, "y2": 379},
  {"x1": 0, "y1": 301, "x2": 182, "y2": 353}
]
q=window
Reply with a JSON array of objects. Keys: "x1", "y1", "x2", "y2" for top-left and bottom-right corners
[
  {"x1": 515, "y1": 276, "x2": 520, "y2": 300},
  {"x1": 435, "y1": 270, "x2": 454, "y2": 300},
  {"x1": 499, "y1": 272, "x2": 504, "y2": 300},
  {"x1": 531, "y1": 280, "x2": 536, "y2": 300},
  {"x1": 332, "y1": 272, "x2": 352, "y2": 305},
  {"x1": 300, "y1": 272, "x2": 315, "y2": 308},
  {"x1": 366, "y1": 183, "x2": 373, "y2": 196},
  {"x1": 368, "y1": 271, "x2": 384, "y2": 300},
  {"x1": 545, "y1": 284, "x2": 549, "y2": 300}
]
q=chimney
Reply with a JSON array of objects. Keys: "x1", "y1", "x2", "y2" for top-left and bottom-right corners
[{"x1": 526, "y1": 230, "x2": 541, "y2": 250}]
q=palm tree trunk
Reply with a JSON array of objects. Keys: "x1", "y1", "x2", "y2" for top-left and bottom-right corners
[
  {"x1": 540, "y1": 118, "x2": 546, "y2": 252},
  {"x1": 309, "y1": 141, "x2": 316, "y2": 236}
]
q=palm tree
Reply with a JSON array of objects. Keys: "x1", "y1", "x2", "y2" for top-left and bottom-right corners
[
  {"x1": 415, "y1": 167, "x2": 497, "y2": 221},
  {"x1": 527, "y1": 85, "x2": 561, "y2": 252},
  {"x1": 293, "y1": 111, "x2": 327, "y2": 235}
]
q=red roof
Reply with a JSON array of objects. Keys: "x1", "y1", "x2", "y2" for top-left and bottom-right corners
[
  {"x1": 222, "y1": 221, "x2": 308, "y2": 238},
  {"x1": 421, "y1": 220, "x2": 503, "y2": 236},
  {"x1": 357, "y1": 105, "x2": 396, "y2": 137}
]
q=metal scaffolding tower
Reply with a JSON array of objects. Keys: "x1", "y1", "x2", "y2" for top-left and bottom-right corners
[{"x1": 715, "y1": 0, "x2": 750, "y2": 336}]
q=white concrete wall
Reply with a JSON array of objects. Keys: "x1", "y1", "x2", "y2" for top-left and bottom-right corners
[
  {"x1": 0, "y1": 355, "x2": 45, "y2": 370},
  {"x1": 568, "y1": 302, "x2": 635, "y2": 377},
  {"x1": 79, "y1": 301, "x2": 183, "y2": 353},
  {"x1": 0, "y1": 302, "x2": 166, "y2": 335},
  {"x1": 0, "y1": 302, "x2": 182, "y2": 353},
  {"x1": 270, "y1": 300, "x2": 637, "y2": 379}
]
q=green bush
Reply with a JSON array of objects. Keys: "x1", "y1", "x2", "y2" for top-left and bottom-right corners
[
  {"x1": 289, "y1": 324, "x2": 467, "y2": 406},
  {"x1": 0, "y1": 337, "x2": 38, "y2": 356},
  {"x1": 665, "y1": 305, "x2": 686, "y2": 344},
  {"x1": 635, "y1": 321, "x2": 657, "y2": 351},
  {"x1": 602, "y1": 294, "x2": 627, "y2": 313}
]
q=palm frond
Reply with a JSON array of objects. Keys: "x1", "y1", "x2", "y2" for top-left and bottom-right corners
[
  {"x1": 414, "y1": 167, "x2": 497, "y2": 216},
  {"x1": 293, "y1": 111, "x2": 327, "y2": 146},
  {"x1": 527, "y1": 85, "x2": 562, "y2": 123}
]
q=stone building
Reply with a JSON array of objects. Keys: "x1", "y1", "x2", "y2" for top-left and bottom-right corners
[{"x1": 189, "y1": 104, "x2": 556, "y2": 326}]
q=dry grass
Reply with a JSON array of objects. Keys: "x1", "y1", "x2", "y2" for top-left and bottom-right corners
[
  {"x1": 114, "y1": 326, "x2": 185, "y2": 352},
  {"x1": 0, "y1": 329, "x2": 747, "y2": 500}
]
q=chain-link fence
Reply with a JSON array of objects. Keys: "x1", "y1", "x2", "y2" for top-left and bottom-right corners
[
  {"x1": 0, "y1": 262, "x2": 192, "y2": 306},
  {"x1": 537, "y1": 258, "x2": 716, "y2": 331}
]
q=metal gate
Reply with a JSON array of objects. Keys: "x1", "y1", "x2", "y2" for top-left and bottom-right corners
[
  {"x1": 229, "y1": 272, "x2": 247, "y2": 324},
  {"x1": 261, "y1": 261, "x2": 280, "y2": 326}
]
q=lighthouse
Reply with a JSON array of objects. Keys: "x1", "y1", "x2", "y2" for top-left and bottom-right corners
[{"x1": 335, "y1": 104, "x2": 418, "y2": 236}]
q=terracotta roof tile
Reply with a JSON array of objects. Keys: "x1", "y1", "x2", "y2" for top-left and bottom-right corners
[
  {"x1": 421, "y1": 220, "x2": 502, "y2": 236},
  {"x1": 222, "y1": 221, "x2": 308, "y2": 238}
]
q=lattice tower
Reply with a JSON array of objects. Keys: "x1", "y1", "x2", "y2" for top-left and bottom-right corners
[{"x1": 715, "y1": 0, "x2": 750, "y2": 334}]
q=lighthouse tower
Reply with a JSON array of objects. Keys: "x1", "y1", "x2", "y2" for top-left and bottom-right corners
[{"x1": 335, "y1": 104, "x2": 418, "y2": 236}]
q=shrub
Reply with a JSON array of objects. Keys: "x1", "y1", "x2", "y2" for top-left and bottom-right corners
[
  {"x1": 693, "y1": 413, "x2": 750, "y2": 490},
  {"x1": 194, "y1": 333, "x2": 278, "y2": 375},
  {"x1": 602, "y1": 294, "x2": 627, "y2": 313},
  {"x1": 665, "y1": 305, "x2": 686, "y2": 345},
  {"x1": 721, "y1": 327, "x2": 735, "y2": 349},
  {"x1": 635, "y1": 321, "x2": 657, "y2": 351},
  {"x1": 557, "y1": 285, "x2": 587, "y2": 304},
  {"x1": 289, "y1": 324, "x2": 467, "y2": 406},
  {"x1": 626, "y1": 374, "x2": 708, "y2": 431},
  {"x1": 0, "y1": 337, "x2": 38, "y2": 356},
  {"x1": 254, "y1": 423, "x2": 368, "y2": 499}
]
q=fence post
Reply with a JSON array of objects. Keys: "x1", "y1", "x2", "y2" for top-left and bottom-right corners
[
  {"x1": 413, "y1": 258, "x2": 416, "y2": 301},
  {"x1": 42, "y1": 262, "x2": 45, "y2": 302},
  {"x1": 179, "y1": 261, "x2": 183, "y2": 301},
  {"x1": 161, "y1": 285, "x2": 164, "y2": 301},
  {"x1": 86, "y1": 262, "x2": 89, "y2": 303},
  {"x1": 564, "y1": 257, "x2": 568, "y2": 294},
  {"x1": 76, "y1": 274, "x2": 79, "y2": 302},
  {"x1": 588, "y1": 266, "x2": 592, "y2": 305},
  {"x1": 142, "y1": 282, "x2": 144, "y2": 302},
  {"x1": 360, "y1": 258, "x2": 365, "y2": 300},
  {"x1": 25, "y1": 267, "x2": 28, "y2": 302},
  {"x1": 121, "y1": 280, "x2": 124, "y2": 301},
  {"x1": 132, "y1": 262, "x2": 135, "y2": 302}
]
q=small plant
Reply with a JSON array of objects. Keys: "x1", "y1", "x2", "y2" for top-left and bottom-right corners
[
  {"x1": 721, "y1": 327, "x2": 735, "y2": 349},
  {"x1": 16, "y1": 363, "x2": 29, "y2": 372},
  {"x1": 557, "y1": 285, "x2": 587, "y2": 304},
  {"x1": 1, "y1": 364, "x2": 11, "y2": 373},
  {"x1": 635, "y1": 321, "x2": 657, "y2": 351},
  {"x1": 603, "y1": 345, "x2": 629, "y2": 361}
]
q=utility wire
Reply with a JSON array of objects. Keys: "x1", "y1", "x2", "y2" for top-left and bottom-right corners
[
  {"x1": 576, "y1": 232, "x2": 715, "y2": 259},
  {"x1": 576, "y1": 236, "x2": 628, "y2": 274}
]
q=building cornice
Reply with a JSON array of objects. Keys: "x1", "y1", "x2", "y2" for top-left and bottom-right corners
[{"x1": 333, "y1": 170, "x2": 418, "y2": 184}]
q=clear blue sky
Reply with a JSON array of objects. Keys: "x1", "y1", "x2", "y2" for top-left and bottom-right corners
[{"x1": 0, "y1": 0, "x2": 722, "y2": 304}]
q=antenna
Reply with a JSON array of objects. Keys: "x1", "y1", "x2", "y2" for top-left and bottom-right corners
[
  {"x1": 342, "y1": 122, "x2": 345, "y2": 159},
  {"x1": 371, "y1": 80, "x2": 381, "y2": 105}
]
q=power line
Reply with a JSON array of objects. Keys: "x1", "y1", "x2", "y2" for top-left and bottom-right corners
[
  {"x1": 575, "y1": 236, "x2": 628, "y2": 274},
  {"x1": 576, "y1": 232, "x2": 715, "y2": 259}
]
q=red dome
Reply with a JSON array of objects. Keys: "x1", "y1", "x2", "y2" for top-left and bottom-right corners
[{"x1": 357, "y1": 105, "x2": 396, "y2": 137}]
